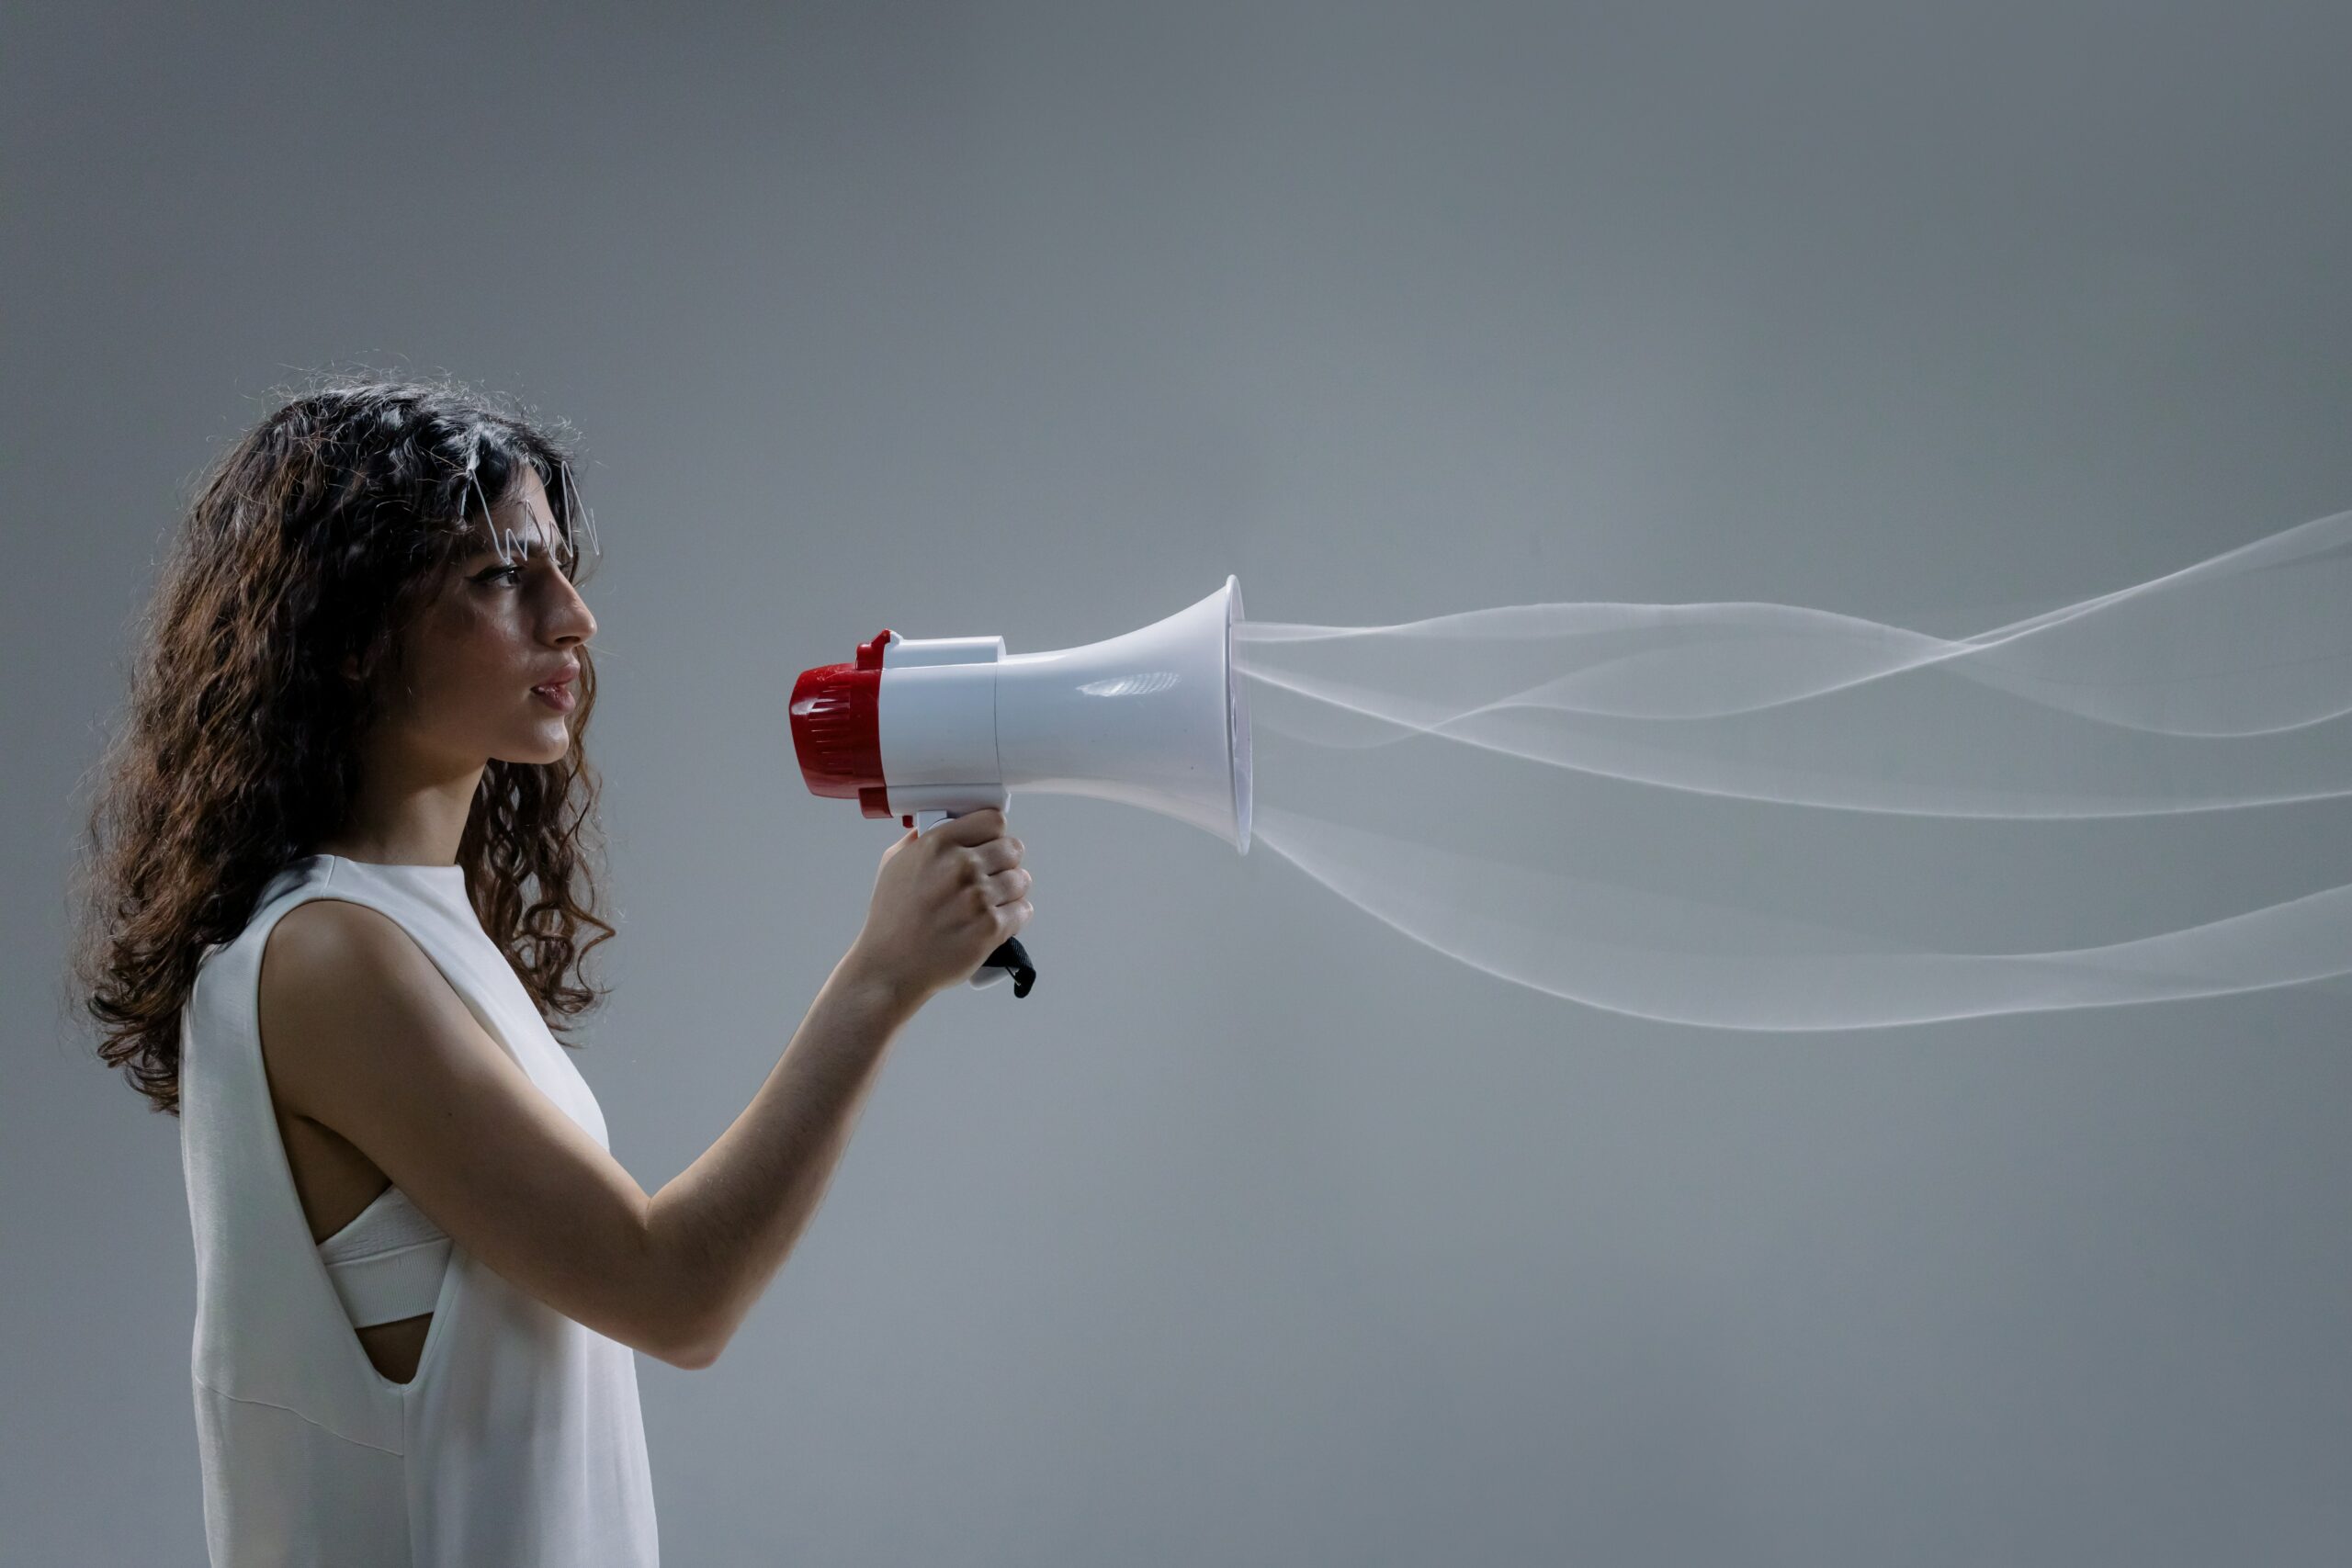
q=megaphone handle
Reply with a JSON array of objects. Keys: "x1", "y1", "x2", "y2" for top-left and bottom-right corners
[{"x1": 911, "y1": 808, "x2": 1037, "y2": 998}]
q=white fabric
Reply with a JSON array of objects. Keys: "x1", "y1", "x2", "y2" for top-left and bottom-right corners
[
  {"x1": 318, "y1": 1184, "x2": 455, "y2": 1329},
  {"x1": 179, "y1": 852, "x2": 660, "y2": 1566}
]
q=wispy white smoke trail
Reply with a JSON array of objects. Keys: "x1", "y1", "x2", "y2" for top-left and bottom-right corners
[
  {"x1": 1237, "y1": 510, "x2": 2352, "y2": 1026},
  {"x1": 1250, "y1": 807, "x2": 2352, "y2": 1031},
  {"x1": 1238, "y1": 509, "x2": 2352, "y2": 818}
]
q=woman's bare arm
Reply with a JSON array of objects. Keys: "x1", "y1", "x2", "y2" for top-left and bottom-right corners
[
  {"x1": 259, "y1": 900, "x2": 924, "y2": 1369},
  {"x1": 640, "y1": 951, "x2": 926, "y2": 1365}
]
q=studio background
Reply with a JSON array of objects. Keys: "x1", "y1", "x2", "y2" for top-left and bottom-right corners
[{"x1": 6, "y1": 3, "x2": 2350, "y2": 1562}]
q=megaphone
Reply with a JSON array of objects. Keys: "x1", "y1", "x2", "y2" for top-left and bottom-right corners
[{"x1": 790, "y1": 575, "x2": 1253, "y2": 997}]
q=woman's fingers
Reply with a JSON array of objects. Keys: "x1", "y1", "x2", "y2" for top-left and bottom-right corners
[{"x1": 967, "y1": 837, "x2": 1023, "y2": 874}]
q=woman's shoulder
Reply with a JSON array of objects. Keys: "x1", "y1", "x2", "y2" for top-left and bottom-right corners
[
  {"x1": 258, "y1": 892, "x2": 449, "y2": 1017},
  {"x1": 254, "y1": 894, "x2": 456, "y2": 1122}
]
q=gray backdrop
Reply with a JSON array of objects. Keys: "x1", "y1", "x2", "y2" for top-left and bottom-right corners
[{"x1": 7, "y1": 3, "x2": 2351, "y2": 1562}]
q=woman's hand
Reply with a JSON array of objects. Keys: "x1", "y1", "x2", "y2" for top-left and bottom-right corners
[{"x1": 842, "y1": 807, "x2": 1033, "y2": 1006}]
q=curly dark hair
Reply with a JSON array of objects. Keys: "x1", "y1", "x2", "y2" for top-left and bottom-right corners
[{"x1": 70, "y1": 376, "x2": 616, "y2": 1116}]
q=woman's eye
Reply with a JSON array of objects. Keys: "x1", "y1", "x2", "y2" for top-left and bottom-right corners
[{"x1": 478, "y1": 565, "x2": 523, "y2": 586}]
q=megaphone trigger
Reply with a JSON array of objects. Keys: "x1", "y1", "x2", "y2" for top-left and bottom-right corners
[{"x1": 993, "y1": 937, "x2": 1038, "y2": 998}]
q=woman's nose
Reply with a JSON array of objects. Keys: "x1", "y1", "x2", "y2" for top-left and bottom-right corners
[{"x1": 549, "y1": 583, "x2": 596, "y2": 645}]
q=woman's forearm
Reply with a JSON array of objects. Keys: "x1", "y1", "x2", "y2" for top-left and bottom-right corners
[{"x1": 645, "y1": 950, "x2": 926, "y2": 1366}]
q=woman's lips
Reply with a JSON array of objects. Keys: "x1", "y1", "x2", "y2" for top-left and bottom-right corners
[{"x1": 531, "y1": 679, "x2": 577, "y2": 713}]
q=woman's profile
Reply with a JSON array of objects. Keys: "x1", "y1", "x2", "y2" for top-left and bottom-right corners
[{"x1": 68, "y1": 379, "x2": 1035, "y2": 1566}]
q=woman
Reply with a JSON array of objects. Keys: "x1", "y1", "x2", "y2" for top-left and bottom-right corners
[{"x1": 71, "y1": 379, "x2": 1034, "y2": 1565}]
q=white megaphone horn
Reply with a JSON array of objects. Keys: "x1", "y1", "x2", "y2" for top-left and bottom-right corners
[{"x1": 789, "y1": 576, "x2": 1254, "y2": 996}]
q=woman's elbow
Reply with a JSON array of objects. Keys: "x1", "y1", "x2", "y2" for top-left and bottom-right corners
[
  {"x1": 657, "y1": 1338, "x2": 719, "y2": 1371},
  {"x1": 646, "y1": 1296, "x2": 729, "y2": 1371}
]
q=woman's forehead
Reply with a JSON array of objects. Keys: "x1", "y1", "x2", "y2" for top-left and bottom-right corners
[{"x1": 466, "y1": 473, "x2": 569, "y2": 560}]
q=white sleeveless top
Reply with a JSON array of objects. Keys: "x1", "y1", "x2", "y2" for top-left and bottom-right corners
[{"x1": 178, "y1": 853, "x2": 660, "y2": 1566}]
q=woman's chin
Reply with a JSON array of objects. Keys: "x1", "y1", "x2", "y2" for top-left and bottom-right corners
[{"x1": 496, "y1": 726, "x2": 572, "y2": 766}]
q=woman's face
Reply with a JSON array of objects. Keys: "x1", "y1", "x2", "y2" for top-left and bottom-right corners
[{"x1": 367, "y1": 466, "x2": 598, "y2": 771}]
